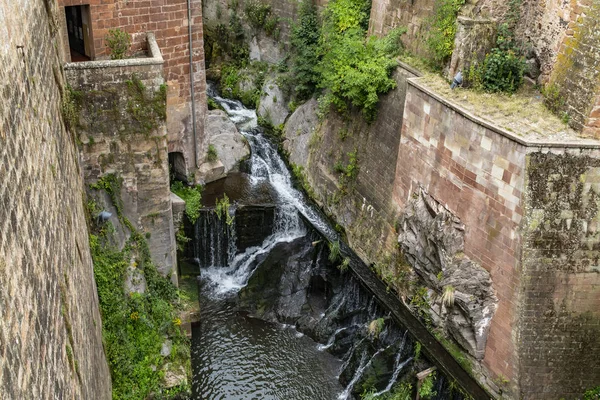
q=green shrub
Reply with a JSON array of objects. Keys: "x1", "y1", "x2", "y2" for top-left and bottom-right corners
[
  {"x1": 317, "y1": 0, "x2": 405, "y2": 121},
  {"x1": 171, "y1": 181, "x2": 203, "y2": 224},
  {"x1": 106, "y1": 28, "x2": 131, "y2": 60},
  {"x1": 90, "y1": 231, "x2": 189, "y2": 399},
  {"x1": 584, "y1": 386, "x2": 600, "y2": 400},
  {"x1": 419, "y1": 372, "x2": 437, "y2": 399},
  {"x1": 466, "y1": 23, "x2": 526, "y2": 94},
  {"x1": 425, "y1": 0, "x2": 465, "y2": 67},
  {"x1": 328, "y1": 240, "x2": 341, "y2": 262},
  {"x1": 245, "y1": 0, "x2": 272, "y2": 28}
]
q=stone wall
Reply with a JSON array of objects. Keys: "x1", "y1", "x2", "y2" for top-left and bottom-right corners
[
  {"x1": 284, "y1": 66, "x2": 419, "y2": 263},
  {"x1": 0, "y1": 0, "x2": 111, "y2": 398},
  {"x1": 548, "y1": 1, "x2": 600, "y2": 136},
  {"x1": 65, "y1": 37, "x2": 178, "y2": 279},
  {"x1": 58, "y1": 0, "x2": 207, "y2": 180},
  {"x1": 368, "y1": 0, "x2": 436, "y2": 58},
  {"x1": 394, "y1": 79, "x2": 527, "y2": 392},
  {"x1": 520, "y1": 149, "x2": 600, "y2": 398},
  {"x1": 284, "y1": 61, "x2": 600, "y2": 397}
]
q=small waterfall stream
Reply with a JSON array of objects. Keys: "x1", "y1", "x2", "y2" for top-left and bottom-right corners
[{"x1": 190, "y1": 85, "x2": 463, "y2": 400}]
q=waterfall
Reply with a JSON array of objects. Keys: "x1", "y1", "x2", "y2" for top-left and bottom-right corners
[
  {"x1": 194, "y1": 208, "x2": 237, "y2": 268},
  {"x1": 338, "y1": 345, "x2": 392, "y2": 400},
  {"x1": 318, "y1": 327, "x2": 348, "y2": 352}
]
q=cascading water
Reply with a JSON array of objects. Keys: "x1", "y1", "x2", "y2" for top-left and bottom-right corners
[{"x1": 191, "y1": 84, "x2": 464, "y2": 400}]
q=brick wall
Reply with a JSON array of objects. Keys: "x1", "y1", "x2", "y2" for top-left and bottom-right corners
[
  {"x1": 520, "y1": 149, "x2": 600, "y2": 399},
  {"x1": 58, "y1": 0, "x2": 207, "y2": 179},
  {"x1": 0, "y1": 0, "x2": 111, "y2": 398},
  {"x1": 64, "y1": 41, "x2": 177, "y2": 279},
  {"x1": 393, "y1": 80, "x2": 526, "y2": 389}
]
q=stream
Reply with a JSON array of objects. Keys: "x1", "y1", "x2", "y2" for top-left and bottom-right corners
[{"x1": 189, "y1": 85, "x2": 461, "y2": 400}]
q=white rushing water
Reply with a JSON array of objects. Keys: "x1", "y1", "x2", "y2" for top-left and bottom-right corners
[{"x1": 200, "y1": 87, "x2": 338, "y2": 297}]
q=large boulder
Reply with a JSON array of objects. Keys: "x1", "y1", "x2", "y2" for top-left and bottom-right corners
[
  {"x1": 282, "y1": 98, "x2": 319, "y2": 168},
  {"x1": 258, "y1": 78, "x2": 289, "y2": 127},
  {"x1": 397, "y1": 189, "x2": 498, "y2": 360},
  {"x1": 199, "y1": 110, "x2": 250, "y2": 183}
]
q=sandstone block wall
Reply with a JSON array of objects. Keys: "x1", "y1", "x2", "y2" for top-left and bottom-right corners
[
  {"x1": 65, "y1": 46, "x2": 178, "y2": 279},
  {"x1": 392, "y1": 79, "x2": 600, "y2": 398},
  {"x1": 0, "y1": 0, "x2": 111, "y2": 398},
  {"x1": 393, "y1": 80, "x2": 526, "y2": 388},
  {"x1": 58, "y1": 0, "x2": 207, "y2": 180}
]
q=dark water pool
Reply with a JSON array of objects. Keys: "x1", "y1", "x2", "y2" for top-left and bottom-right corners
[{"x1": 191, "y1": 293, "x2": 343, "y2": 400}]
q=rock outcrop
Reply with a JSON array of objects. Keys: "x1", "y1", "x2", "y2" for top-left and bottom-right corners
[
  {"x1": 282, "y1": 98, "x2": 320, "y2": 168},
  {"x1": 199, "y1": 110, "x2": 250, "y2": 183},
  {"x1": 258, "y1": 78, "x2": 290, "y2": 127},
  {"x1": 397, "y1": 189, "x2": 498, "y2": 360}
]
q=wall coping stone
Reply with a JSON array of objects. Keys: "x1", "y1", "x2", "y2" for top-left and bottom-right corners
[
  {"x1": 64, "y1": 33, "x2": 163, "y2": 71},
  {"x1": 408, "y1": 77, "x2": 600, "y2": 150}
]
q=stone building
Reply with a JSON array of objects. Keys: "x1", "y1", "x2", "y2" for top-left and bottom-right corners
[{"x1": 58, "y1": 0, "x2": 208, "y2": 179}]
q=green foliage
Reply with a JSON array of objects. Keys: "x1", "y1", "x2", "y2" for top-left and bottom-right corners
[
  {"x1": 125, "y1": 76, "x2": 167, "y2": 135},
  {"x1": 442, "y1": 285, "x2": 455, "y2": 307},
  {"x1": 414, "y1": 341, "x2": 422, "y2": 360},
  {"x1": 176, "y1": 228, "x2": 191, "y2": 252},
  {"x1": 289, "y1": 0, "x2": 322, "y2": 100},
  {"x1": 215, "y1": 194, "x2": 234, "y2": 225},
  {"x1": 328, "y1": 240, "x2": 342, "y2": 262},
  {"x1": 61, "y1": 85, "x2": 82, "y2": 132},
  {"x1": 291, "y1": 163, "x2": 316, "y2": 199},
  {"x1": 584, "y1": 386, "x2": 600, "y2": 400},
  {"x1": 106, "y1": 28, "x2": 131, "y2": 60},
  {"x1": 542, "y1": 83, "x2": 565, "y2": 113},
  {"x1": 425, "y1": 0, "x2": 465, "y2": 67},
  {"x1": 419, "y1": 372, "x2": 437, "y2": 399},
  {"x1": 410, "y1": 286, "x2": 432, "y2": 326},
  {"x1": 207, "y1": 144, "x2": 219, "y2": 162},
  {"x1": 334, "y1": 149, "x2": 360, "y2": 189},
  {"x1": 90, "y1": 231, "x2": 189, "y2": 400},
  {"x1": 171, "y1": 181, "x2": 203, "y2": 224},
  {"x1": 207, "y1": 97, "x2": 225, "y2": 111},
  {"x1": 245, "y1": 0, "x2": 272, "y2": 28},
  {"x1": 467, "y1": 23, "x2": 526, "y2": 94},
  {"x1": 433, "y1": 329, "x2": 473, "y2": 375},
  {"x1": 317, "y1": 0, "x2": 405, "y2": 121},
  {"x1": 91, "y1": 174, "x2": 124, "y2": 217},
  {"x1": 368, "y1": 318, "x2": 386, "y2": 338},
  {"x1": 338, "y1": 257, "x2": 350, "y2": 272},
  {"x1": 220, "y1": 63, "x2": 265, "y2": 108}
]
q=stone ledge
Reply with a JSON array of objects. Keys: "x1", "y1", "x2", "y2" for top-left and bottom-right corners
[
  {"x1": 408, "y1": 77, "x2": 600, "y2": 150},
  {"x1": 64, "y1": 32, "x2": 163, "y2": 71}
]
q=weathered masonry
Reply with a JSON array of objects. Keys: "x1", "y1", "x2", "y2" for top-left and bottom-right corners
[
  {"x1": 64, "y1": 33, "x2": 178, "y2": 279},
  {"x1": 395, "y1": 78, "x2": 600, "y2": 398},
  {"x1": 57, "y1": 0, "x2": 208, "y2": 180},
  {"x1": 0, "y1": 0, "x2": 111, "y2": 397},
  {"x1": 369, "y1": 0, "x2": 600, "y2": 139}
]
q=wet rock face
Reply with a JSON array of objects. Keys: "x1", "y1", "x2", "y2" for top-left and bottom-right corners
[{"x1": 397, "y1": 189, "x2": 497, "y2": 360}]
